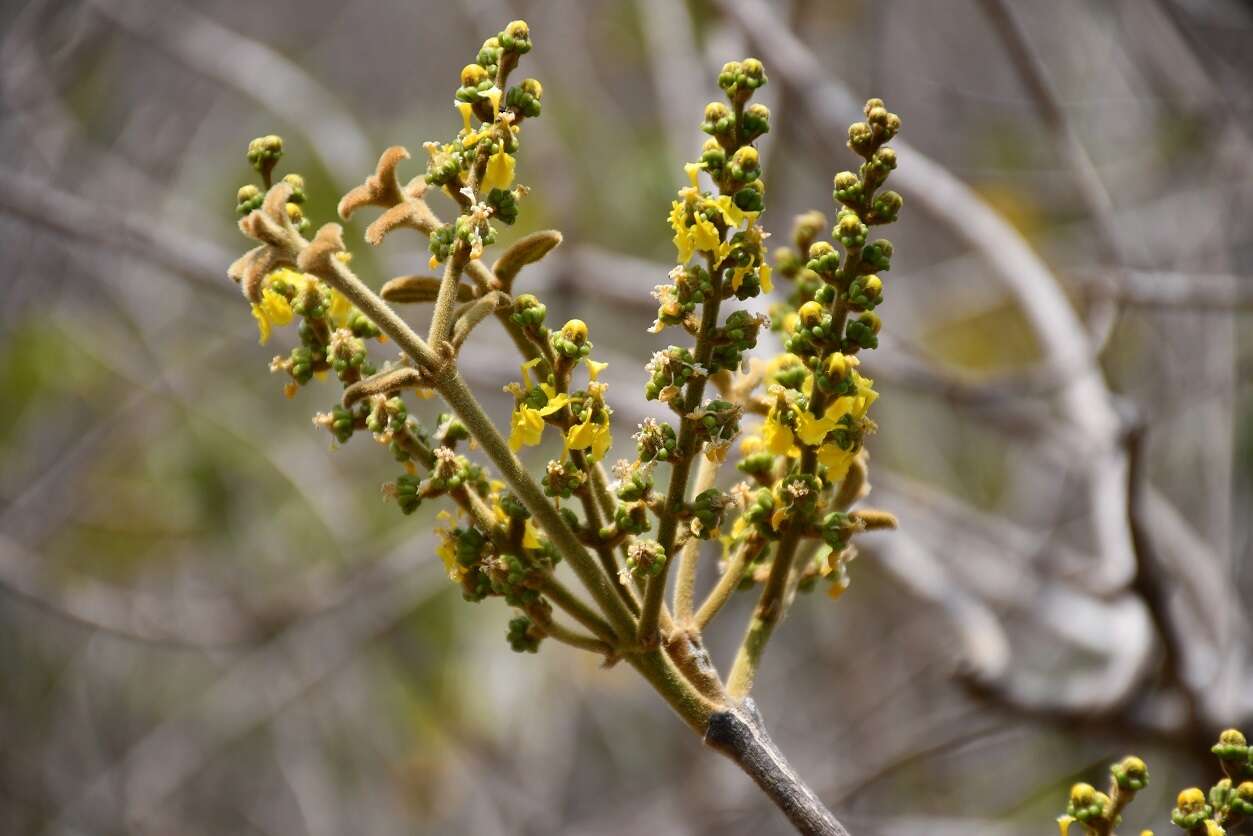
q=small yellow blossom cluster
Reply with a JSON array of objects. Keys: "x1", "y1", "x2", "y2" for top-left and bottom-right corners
[{"x1": 1057, "y1": 731, "x2": 1253, "y2": 836}]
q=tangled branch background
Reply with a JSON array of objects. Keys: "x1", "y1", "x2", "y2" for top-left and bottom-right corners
[{"x1": 1, "y1": 1, "x2": 1251, "y2": 834}]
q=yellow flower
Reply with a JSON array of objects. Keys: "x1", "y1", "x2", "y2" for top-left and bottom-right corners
[
  {"x1": 684, "y1": 162, "x2": 703, "y2": 189},
  {"x1": 669, "y1": 197, "x2": 722, "y2": 264},
  {"x1": 508, "y1": 393, "x2": 568, "y2": 451},
  {"x1": 762, "y1": 408, "x2": 795, "y2": 456},
  {"x1": 435, "y1": 510, "x2": 465, "y2": 580},
  {"x1": 482, "y1": 149, "x2": 515, "y2": 191},
  {"x1": 522, "y1": 520, "x2": 541, "y2": 550},
  {"x1": 585, "y1": 359, "x2": 608, "y2": 381},
  {"x1": 759, "y1": 263, "x2": 773, "y2": 293},
  {"x1": 566, "y1": 414, "x2": 612, "y2": 461},
  {"x1": 456, "y1": 101, "x2": 474, "y2": 134},
  {"x1": 713, "y1": 194, "x2": 746, "y2": 227},
  {"x1": 509, "y1": 360, "x2": 569, "y2": 451},
  {"x1": 250, "y1": 287, "x2": 293, "y2": 345},
  {"x1": 796, "y1": 410, "x2": 837, "y2": 447},
  {"x1": 328, "y1": 288, "x2": 353, "y2": 328},
  {"x1": 1056, "y1": 815, "x2": 1074, "y2": 836}
]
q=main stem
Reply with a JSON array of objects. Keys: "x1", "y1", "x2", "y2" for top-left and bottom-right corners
[{"x1": 705, "y1": 699, "x2": 852, "y2": 836}]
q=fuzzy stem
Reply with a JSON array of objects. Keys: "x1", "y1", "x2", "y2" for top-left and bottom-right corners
[
  {"x1": 535, "y1": 574, "x2": 619, "y2": 646},
  {"x1": 726, "y1": 517, "x2": 804, "y2": 698},
  {"x1": 694, "y1": 536, "x2": 762, "y2": 631},
  {"x1": 428, "y1": 247, "x2": 469, "y2": 347},
  {"x1": 674, "y1": 453, "x2": 719, "y2": 624},
  {"x1": 639, "y1": 262, "x2": 725, "y2": 645}
]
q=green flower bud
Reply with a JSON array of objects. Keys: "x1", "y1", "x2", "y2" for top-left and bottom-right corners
[
  {"x1": 1171, "y1": 787, "x2": 1211, "y2": 829},
  {"x1": 832, "y1": 171, "x2": 862, "y2": 206},
  {"x1": 246, "y1": 134, "x2": 284, "y2": 177},
  {"x1": 626, "y1": 539, "x2": 667, "y2": 578},
  {"x1": 1110, "y1": 755, "x2": 1149, "y2": 792},
  {"x1": 486, "y1": 187, "x2": 519, "y2": 224},
  {"x1": 1066, "y1": 783, "x2": 1107, "y2": 824},
  {"x1": 507, "y1": 615, "x2": 543, "y2": 653},
  {"x1": 792, "y1": 210, "x2": 827, "y2": 254},
  {"x1": 847, "y1": 122, "x2": 876, "y2": 157},
  {"x1": 510, "y1": 293, "x2": 547, "y2": 329},
  {"x1": 806, "y1": 240, "x2": 841, "y2": 277},
  {"x1": 734, "y1": 180, "x2": 765, "y2": 213},
  {"x1": 282, "y1": 172, "x2": 307, "y2": 203},
  {"x1": 506, "y1": 78, "x2": 543, "y2": 118},
  {"x1": 285, "y1": 201, "x2": 311, "y2": 236},
  {"x1": 1213, "y1": 729, "x2": 1250, "y2": 764},
  {"x1": 689, "y1": 488, "x2": 730, "y2": 538},
  {"x1": 862, "y1": 239, "x2": 894, "y2": 272},
  {"x1": 717, "y1": 58, "x2": 767, "y2": 104},
  {"x1": 847, "y1": 274, "x2": 883, "y2": 311},
  {"x1": 635, "y1": 418, "x2": 678, "y2": 463},
  {"x1": 741, "y1": 103, "x2": 770, "y2": 141},
  {"x1": 615, "y1": 463, "x2": 654, "y2": 502},
  {"x1": 1232, "y1": 781, "x2": 1253, "y2": 816},
  {"x1": 235, "y1": 184, "x2": 263, "y2": 216},
  {"x1": 499, "y1": 20, "x2": 532, "y2": 53},
  {"x1": 551, "y1": 318, "x2": 592, "y2": 359},
  {"x1": 428, "y1": 224, "x2": 455, "y2": 264},
  {"x1": 835, "y1": 211, "x2": 868, "y2": 249},
  {"x1": 701, "y1": 101, "x2": 735, "y2": 141},
  {"x1": 615, "y1": 501, "x2": 651, "y2": 535},
  {"x1": 844, "y1": 312, "x2": 881, "y2": 351},
  {"x1": 476, "y1": 36, "x2": 502, "y2": 75},
  {"x1": 727, "y1": 146, "x2": 761, "y2": 185}
]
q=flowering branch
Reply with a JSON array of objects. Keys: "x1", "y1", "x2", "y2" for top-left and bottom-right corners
[{"x1": 223, "y1": 19, "x2": 905, "y2": 834}]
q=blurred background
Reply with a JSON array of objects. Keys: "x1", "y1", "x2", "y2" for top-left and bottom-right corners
[{"x1": 2, "y1": 0, "x2": 1251, "y2": 833}]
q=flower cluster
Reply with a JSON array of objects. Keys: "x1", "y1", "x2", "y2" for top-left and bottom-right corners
[
  {"x1": 226, "y1": 26, "x2": 902, "y2": 798},
  {"x1": 1057, "y1": 730, "x2": 1253, "y2": 835}
]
